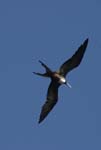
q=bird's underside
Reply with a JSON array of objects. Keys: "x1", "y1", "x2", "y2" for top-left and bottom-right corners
[{"x1": 33, "y1": 38, "x2": 89, "y2": 124}]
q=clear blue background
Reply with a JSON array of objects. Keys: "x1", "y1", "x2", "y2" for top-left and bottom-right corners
[{"x1": 0, "y1": 0, "x2": 101, "y2": 149}]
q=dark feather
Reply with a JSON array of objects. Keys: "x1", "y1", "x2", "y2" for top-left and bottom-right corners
[
  {"x1": 59, "y1": 38, "x2": 88, "y2": 77},
  {"x1": 38, "y1": 81, "x2": 60, "y2": 123}
]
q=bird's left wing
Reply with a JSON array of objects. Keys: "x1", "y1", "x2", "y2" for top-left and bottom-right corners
[
  {"x1": 58, "y1": 38, "x2": 88, "y2": 77},
  {"x1": 38, "y1": 81, "x2": 60, "y2": 123}
]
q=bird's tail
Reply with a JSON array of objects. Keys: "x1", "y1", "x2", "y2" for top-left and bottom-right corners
[
  {"x1": 33, "y1": 72, "x2": 50, "y2": 77},
  {"x1": 33, "y1": 60, "x2": 52, "y2": 77}
]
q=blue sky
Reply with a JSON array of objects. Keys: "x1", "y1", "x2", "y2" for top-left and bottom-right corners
[{"x1": 0, "y1": 0, "x2": 101, "y2": 149}]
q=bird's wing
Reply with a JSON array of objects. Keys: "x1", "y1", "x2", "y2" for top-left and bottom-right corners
[
  {"x1": 38, "y1": 81, "x2": 60, "y2": 123},
  {"x1": 58, "y1": 38, "x2": 88, "y2": 77}
]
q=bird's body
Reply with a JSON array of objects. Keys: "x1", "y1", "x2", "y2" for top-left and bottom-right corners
[
  {"x1": 33, "y1": 38, "x2": 89, "y2": 123},
  {"x1": 51, "y1": 72, "x2": 67, "y2": 84}
]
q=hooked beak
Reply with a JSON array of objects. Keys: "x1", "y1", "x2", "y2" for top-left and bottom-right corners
[{"x1": 65, "y1": 82, "x2": 72, "y2": 88}]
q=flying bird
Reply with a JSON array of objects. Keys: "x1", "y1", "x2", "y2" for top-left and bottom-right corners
[{"x1": 33, "y1": 38, "x2": 88, "y2": 124}]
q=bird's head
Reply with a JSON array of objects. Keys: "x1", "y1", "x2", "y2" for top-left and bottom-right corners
[{"x1": 59, "y1": 77, "x2": 72, "y2": 88}]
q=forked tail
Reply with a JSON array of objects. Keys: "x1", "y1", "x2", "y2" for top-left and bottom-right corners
[{"x1": 33, "y1": 60, "x2": 52, "y2": 77}]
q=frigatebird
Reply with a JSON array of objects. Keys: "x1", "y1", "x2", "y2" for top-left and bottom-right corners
[{"x1": 33, "y1": 38, "x2": 88, "y2": 124}]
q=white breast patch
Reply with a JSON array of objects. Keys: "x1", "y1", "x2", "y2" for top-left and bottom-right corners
[{"x1": 60, "y1": 77, "x2": 66, "y2": 84}]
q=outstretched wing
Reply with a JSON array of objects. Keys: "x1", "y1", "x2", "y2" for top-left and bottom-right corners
[
  {"x1": 58, "y1": 38, "x2": 88, "y2": 77},
  {"x1": 38, "y1": 81, "x2": 60, "y2": 123}
]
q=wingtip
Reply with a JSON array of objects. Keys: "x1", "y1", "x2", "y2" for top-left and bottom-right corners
[
  {"x1": 38, "y1": 112, "x2": 47, "y2": 124},
  {"x1": 83, "y1": 38, "x2": 89, "y2": 48},
  {"x1": 38, "y1": 120, "x2": 41, "y2": 124},
  {"x1": 85, "y1": 38, "x2": 89, "y2": 44},
  {"x1": 38, "y1": 118, "x2": 43, "y2": 124},
  {"x1": 38, "y1": 114, "x2": 43, "y2": 124}
]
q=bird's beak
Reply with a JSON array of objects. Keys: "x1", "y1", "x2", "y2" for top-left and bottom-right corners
[{"x1": 65, "y1": 82, "x2": 72, "y2": 88}]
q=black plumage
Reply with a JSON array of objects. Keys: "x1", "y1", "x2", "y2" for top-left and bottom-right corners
[{"x1": 33, "y1": 38, "x2": 89, "y2": 123}]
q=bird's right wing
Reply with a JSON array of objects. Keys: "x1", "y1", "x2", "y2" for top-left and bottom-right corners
[
  {"x1": 58, "y1": 38, "x2": 88, "y2": 77},
  {"x1": 38, "y1": 81, "x2": 60, "y2": 123}
]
